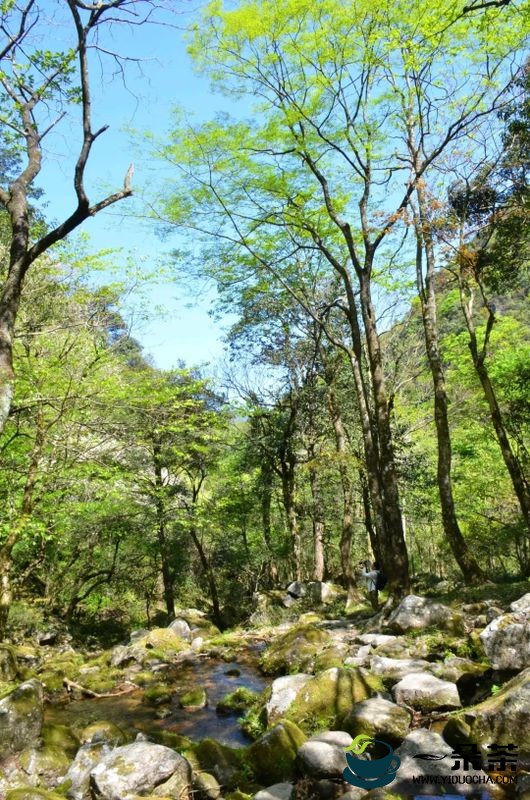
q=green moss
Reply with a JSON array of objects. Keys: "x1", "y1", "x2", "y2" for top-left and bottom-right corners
[
  {"x1": 19, "y1": 744, "x2": 72, "y2": 780},
  {"x1": 134, "y1": 671, "x2": 160, "y2": 686},
  {"x1": 144, "y1": 683, "x2": 172, "y2": 705},
  {"x1": 147, "y1": 730, "x2": 193, "y2": 751},
  {"x1": 6, "y1": 789, "x2": 65, "y2": 800},
  {"x1": 247, "y1": 719, "x2": 306, "y2": 784},
  {"x1": 284, "y1": 667, "x2": 380, "y2": 734},
  {"x1": 41, "y1": 723, "x2": 80, "y2": 758},
  {"x1": 81, "y1": 720, "x2": 131, "y2": 746},
  {"x1": 260, "y1": 624, "x2": 332, "y2": 675},
  {"x1": 179, "y1": 688, "x2": 207, "y2": 708},
  {"x1": 217, "y1": 687, "x2": 260, "y2": 714}
]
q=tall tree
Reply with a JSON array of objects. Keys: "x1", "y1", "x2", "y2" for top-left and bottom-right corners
[{"x1": 0, "y1": 1, "x2": 161, "y2": 434}]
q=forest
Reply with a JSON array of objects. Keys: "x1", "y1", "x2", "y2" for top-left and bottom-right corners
[{"x1": 0, "y1": 1, "x2": 529, "y2": 799}]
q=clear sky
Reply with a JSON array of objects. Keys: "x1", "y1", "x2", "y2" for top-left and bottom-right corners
[{"x1": 37, "y1": 3, "x2": 235, "y2": 372}]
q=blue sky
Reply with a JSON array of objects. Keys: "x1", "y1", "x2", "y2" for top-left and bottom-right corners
[{"x1": 37, "y1": 4, "x2": 233, "y2": 371}]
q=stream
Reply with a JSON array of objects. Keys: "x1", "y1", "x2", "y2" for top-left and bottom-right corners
[{"x1": 46, "y1": 653, "x2": 269, "y2": 747}]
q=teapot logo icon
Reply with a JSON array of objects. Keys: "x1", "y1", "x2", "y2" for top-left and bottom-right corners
[{"x1": 343, "y1": 734, "x2": 401, "y2": 789}]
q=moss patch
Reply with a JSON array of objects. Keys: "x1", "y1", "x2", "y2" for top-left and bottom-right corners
[
  {"x1": 247, "y1": 719, "x2": 306, "y2": 784},
  {"x1": 260, "y1": 624, "x2": 332, "y2": 675}
]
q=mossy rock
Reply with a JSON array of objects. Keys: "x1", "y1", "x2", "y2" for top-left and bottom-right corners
[
  {"x1": 179, "y1": 687, "x2": 207, "y2": 709},
  {"x1": 188, "y1": 738, "x2": 243, "y2": 788},
  {"x1": 137, "y1": 629, "x2": 188, "y2": 659},
  {"x1": 147, "y1": 730, "x2": 193, "y2": 751},
  {"x1": 313, "y1": 646, "x2": 348, "y2": 671},
  {"x1": 260, "y1": 624, "x2": 332, "y2": 675},
  {"x1": 80, "y1": 720, "x2": 131, "y2": 746},
  {"x1": 283, "y1": 667, "x2": 381, "y2": 733},
  {"x1": 134, "y1": 671, "x2": 161, "y2": 686},
  {"x1": 0, "y1": 644, "x2": 18, "y2": 681},
  {"x1": 247, "y1": 719, "x2": 306, "y2": 784},
  {"x1": 41, "y1": 723, "x2": 80, "y2": 758},
  {"x1": 78, "y1": 666, "x2": 122, "y2": 694},
  {"x1": 35, "y1": 670, "x2": 64, "y2": 692},
  {"x1": 225, "y1": 792, "x2": 252, "y2": 800},
  {"x1": 144, "y1": 683, "x2": 173, "y2": 705},
  {"x1": 6, "y1": 789, "x2": 65, "y2": 800},
  {"x1": 217, "y1": 687, "x2": 260, "y2": 714},
  {"x1": 19, "y1": 745, "x2": 72, "y2": 786}
]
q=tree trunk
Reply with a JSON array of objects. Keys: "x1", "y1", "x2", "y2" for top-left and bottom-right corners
[
  {"x1": 280, "y1": 460, "x2": 302, "y2": 580},
  {"x1": 152, "y1": 440, "x2": 175, "y2": 619},
  {"x1": 325, "y1": 381, "x2": 359, "y2": 608},
  {"x1": 189, "y1": 527, "x2": 223, "y2": 629},
  {"x1": 308, "y1": 448, "x2": 325, "y2": 581},
  {"x1": 357, "y1": 271, "x2": 410, "y2": 595},
  {"x1": 459, "y1": 285, "x2": 530, "y2": 539},
  {"x1": 413, "y1": 196, "x2": 485, "y2": 584},
  {"x1": 260, "y1": 463, "x2": 278, "y2": 583}
]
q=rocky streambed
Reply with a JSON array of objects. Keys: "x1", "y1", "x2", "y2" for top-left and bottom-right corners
[{"x1": 0, "y1": 587, "x2": 529, "y2": 800}]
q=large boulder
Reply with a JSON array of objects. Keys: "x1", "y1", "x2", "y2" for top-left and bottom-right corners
[
  {"x1": 191, "y1": 739, "x2": 243, "y2": 787},
  {"x1": 266, "y1": 675, "x2": 312, "y2": 725},
  {"x1": 306, "y1": 582, "x2": 338, "y2": 605},
  {"x1": 0, "y1": 679, "x2": 44, "y2": 754},
  {"x1": 386, "y1": 595, "x2": 464, "y2": 634},
  {"x1": 296, "y1": 731, "x2": 352, "y2": 778},
  {"x1": 343, "y1": 697, "x2": 412, "y2": 745},
  {"x1": 248, "y1": 720, "x2": 306, "y2": 784},
  {"x1": 89, "y1": 741, "x2": 191, "y2": 800},
  {"x1": 260, "y1": 625, "x2": 332, "y2": 675},
  {"x1": 479, "y1": 612, "x2": 530, "y2": 670},
  {"x1": 464, "y1": 667, "x2": 530, "y2": 756},
  {"x1": 391, "y1": 729, "x2": 489, "y2": 795},
  {"x1": 64, "y1": 743, "x2": 111, "y2": 800},
  {"x1": 392, "y1": 672, "x2": 461, "y2": 711},
  {"x1": 283, "y1": 668, "x2": 379, "y2": 732},
  {"x1": 168, "y1": 619, "x2": 192, "y2": 641}
]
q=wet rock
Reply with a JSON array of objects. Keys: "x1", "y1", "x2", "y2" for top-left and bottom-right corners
[
  {"x1": 89, "y1": 741, "x2": 190, "y2": 800},
  {"x1": 0, "y1": 644, "x2": 18, "y2": 681},
  {"x1": 391, "y1": 729, "x2": 488, "y2": 795},
  {"x1": 386, "y1": 595, "x2": 464, "y2": 634},
  {"x1": 19, "y1": 745, "x2": 71, "y2": 788},
  {"x1": 248, "y1": 720, "x2": 307, "y2": 784},
  {"x1": 0, "y1": 679, "x2": 44, "y2": 754},
  {"x1": 253, "y1": 783, "x2": 294, "y2": 800},
  {"x1": 266, "y1": 675, "x2": 312, "y2": 724},
  {"x1": 343, "y1": 697, "x2": 412, "y2": 745},
  {"x1": 370, "y1": 656, "x2": 431, "y2": 681},
  {"x1": 192, "y1": 771, "x2": 221, "y2": 800},
  {"x1": 297, "y1": 731, "x2": 352, "y2": 778},
  {"x1": 392, "y1": 672, "x2": 461, "y2": 711},
  {"x1": 64, "y1": 742, "x2": 111, "y2": 800},
  {"x1": 260, "y1": 624, "x2": 332, "y2": 675},
  {"x1": 168, "y1": 619, "x2": 192, "y2": 641},
  {"x1": 480, "y1": 612, "x2": 530, "y2": 670}
]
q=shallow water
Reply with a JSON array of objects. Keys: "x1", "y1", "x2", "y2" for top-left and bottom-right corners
[{"x1": 46, "y1": 655, "x2": 269, "y2": 747}]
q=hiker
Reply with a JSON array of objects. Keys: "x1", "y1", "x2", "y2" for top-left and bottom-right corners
[{"x1": 361, "y1": 559, "x2": 381, "y2": 611}]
